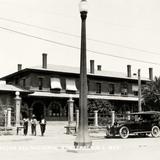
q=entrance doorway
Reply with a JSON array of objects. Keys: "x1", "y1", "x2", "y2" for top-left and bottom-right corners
[
  {"x1": 48, "y1": 101, "x2": 67, "y2": 121},
  {"x1": 32, "y1": 101, "x2": 45, "y2": 121}
]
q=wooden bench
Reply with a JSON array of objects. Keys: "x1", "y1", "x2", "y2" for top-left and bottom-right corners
[
  {"x1": 16, "y1": 126, "x2": 24, "y2": 135},
  {"x1": 64, "y1": 126, "x2": 76, "y2": 134}
]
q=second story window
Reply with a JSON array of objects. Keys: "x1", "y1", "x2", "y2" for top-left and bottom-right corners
[
  {"x1": 121, "y1": 82, "x2": 128, "y2": 95},
  {"x1": 96, "y1": 83, "x2": 101, "y2": 94},
  {"x1": 50, "y1": 78, "x2": 62, "y2": 92},
  {"x1": 109, "y1": 84, "x2": 114, "y2": 94},
  {"x1": 22, "y1": 79, "x2": 26, "y2": 88},
  {"x1": 132, "y1": 84, "x2": 138, "y2": 96},
  {"x1": 66, "y1": 79, "x2": 77, "y2": 93},
  {"x1": 38, "y1": 78, "x2": 43, "y2": 90}
]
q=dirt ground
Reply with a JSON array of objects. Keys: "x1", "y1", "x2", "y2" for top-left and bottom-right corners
[{"x1": 0, "y1": 121, "x2": 160, "y2": 160}]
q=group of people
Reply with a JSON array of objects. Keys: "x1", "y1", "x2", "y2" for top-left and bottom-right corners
[{"x1": 23, "y1": 115, "x2": 46, "y2": 136}]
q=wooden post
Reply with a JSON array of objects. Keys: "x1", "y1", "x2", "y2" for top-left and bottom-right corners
[
  {"x1": 7, "y1": 107, "x2": 12, "y2": 127},
  {"x1": 94, "y1": 110, "x2": 98, "y2": 127},
  {"x1": 76, "y1": 110, "x2": 79, "y2": 133},
  {"x1": 138, "y1": 69, "x2": 142, "y2": 112},
  {"x1": 68, "y1": 97, "x2": 74, "y2": 126},
  {"x1": 111, "y1": 111, "x2": 115, "y2": 126}
]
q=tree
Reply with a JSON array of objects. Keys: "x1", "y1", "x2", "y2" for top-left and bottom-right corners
[
  {"x1": 88, "y1": 99, "x2": 113, "y2": 126},
  {"x1": 88, "y1": 99, "x2": 113, "y2": 113},
  {"x1": 142, "y1": 76, "x2": 160, "y2": 111}
]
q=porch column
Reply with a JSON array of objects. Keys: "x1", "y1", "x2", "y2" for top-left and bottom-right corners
[
  {"x1": 15, "y1": 91, "x2": 21, "y2": 127},
  {"x1": 94, "y1": 110, "x2": 98, "y2": 127},
  {"x1": 76, "y1": 109, "x2": 79, "y2": 133},
  {"x1": 4, "y1": 109, "x2": 7, "y2": 130},
  {"x1": 7, "y1": 107, "x2": 12, "y2": 127},
  {"x1": 111, "y1": 111, "x2": 115, "y2": 126},
  {"x1": 68, "y1": 97, "x2": 74, "y2": 126}
]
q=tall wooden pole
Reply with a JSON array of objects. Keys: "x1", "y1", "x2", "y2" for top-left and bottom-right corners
[{"x1": 138, "y1": 69, "x2": 142, "y2": 112}]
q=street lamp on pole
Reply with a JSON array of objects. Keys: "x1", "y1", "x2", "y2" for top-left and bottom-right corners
[{"x1": 74, "y1": 0, "x2": 92, "y2": 148}]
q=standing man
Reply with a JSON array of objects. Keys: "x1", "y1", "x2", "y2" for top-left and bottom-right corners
[
  {"x1": 30, "y1": 115, "x2": 37, "y2": 136},
  {"x1": 23, "y1": 117, "x2": 29, "y2": 136},
  {"x1": 39, "y1": 116, "x2": 46, "y2": 136}
]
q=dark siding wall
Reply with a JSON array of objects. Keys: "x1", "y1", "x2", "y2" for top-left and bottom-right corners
[{"x1": 5, "y1": 70, "x2": 144, "y2": 96}]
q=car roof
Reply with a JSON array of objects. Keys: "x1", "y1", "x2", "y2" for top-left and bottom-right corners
[{"x1": 129, "y1": 111, "x2": 160, "y2": 115}]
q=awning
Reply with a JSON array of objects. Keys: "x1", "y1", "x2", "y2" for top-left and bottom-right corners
[
  {"x1": 66, "y1": 79, "x2": 77, "y2": 91},
  {"x1": 132, "y1": 85, "x2": 138, "y2": 91},
  {"x1": 50, "y1": 78, "x2": 62, "y2": 89},
  {"x1": 29, "y1": 92, "x2": 138, "y2": 101}
]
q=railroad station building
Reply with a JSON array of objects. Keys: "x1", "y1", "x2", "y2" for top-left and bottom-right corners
[{"x1": 0, "y1": 54, "x2": 152, "y2": 121}]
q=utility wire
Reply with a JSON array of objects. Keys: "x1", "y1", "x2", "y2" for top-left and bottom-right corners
[
  {"x1": 0, "y1": 17, "x2": 160, "y2": 56},
  {"x1": 0, "y1": 25, "x2": 160, "y2": 66}
]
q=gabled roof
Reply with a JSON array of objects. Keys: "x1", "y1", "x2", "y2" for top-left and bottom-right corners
[
  {"x1": 29, "y1": 64, "x2": 150, "y2": 81},
  {"x1": 1, "y1": 64, "x2": 150, "y2": 81}
]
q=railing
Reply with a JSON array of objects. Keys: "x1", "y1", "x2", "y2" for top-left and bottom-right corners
[{"x1": 72, "y1": 110, "x2": 129, "y2": 128}]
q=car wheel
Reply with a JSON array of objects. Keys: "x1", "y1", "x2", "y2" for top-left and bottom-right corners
[
  {"x1": 119, "y1": 126, "x2": 129, "y2": 139},
  {"x1": 151, "y1": 126, "x2": 160, "y2": 137}
]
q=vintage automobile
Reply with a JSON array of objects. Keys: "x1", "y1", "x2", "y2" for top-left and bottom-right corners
[{"x1": 106, "y1": 111, "x2": 160, "y2": 138}]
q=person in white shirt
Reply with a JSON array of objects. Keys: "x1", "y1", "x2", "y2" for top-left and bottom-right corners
[
  {"x1": 39, "y1": 116, "x2": 46, "y2": 136},
  {"x1": 30, "y1": 115, "x2": 37, "y2": 136}
]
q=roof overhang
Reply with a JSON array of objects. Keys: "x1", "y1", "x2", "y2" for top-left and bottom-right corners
[
  {"x1": 28, "y1": 92, "x2": 138, "y2": 101},
  {"x1": 0, "y1": 84, "x2": 29, "y2": 93}
]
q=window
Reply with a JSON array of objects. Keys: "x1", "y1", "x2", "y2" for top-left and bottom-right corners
[
  {"x1": 22, "y1": 79, "x2": 26, "y2": 88},
  {"x1": 121, "y1": 82, "x2": 128, "y2": 95},
  {"x1": 50, "y1": 78, "x2": 62, "y2": 90},
  {"x1": 96, "y1": 83, "x2": 101, "y2": 94},
  {"x1": 109, "y1": 84, "x2": 114, "y2": 94},
  {"x1": 66, "y1": 79, "x2": 77, "y2": 91},
  {"x1": 15, "y1": 78, "x2": 18, "y2": 85},
  {"x1": 38, "y1": 78, "x2": 43, "y2": 90},
  {"x1": 121, "y1": 88, "x2": 128, "y2": 95},
  {"x1": 132, "y1": 85, "x2": 138, "y2": 96},
  {"x1": 133, "y1": 91, "x2": 138, "y2": 96}
]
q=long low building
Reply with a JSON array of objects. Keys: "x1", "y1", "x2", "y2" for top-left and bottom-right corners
[{"x1": 0, "y1": 54, "x2": 152, "y2": 121}]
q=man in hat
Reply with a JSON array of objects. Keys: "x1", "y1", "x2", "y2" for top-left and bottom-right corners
[{"x1": 30, "y1": 114, "x2": 37, "y2": 136}]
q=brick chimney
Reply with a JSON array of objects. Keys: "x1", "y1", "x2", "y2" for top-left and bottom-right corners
[
  {"x1": 42, "y1": 53, "x2": 47, "y2": 69},
  {"x1": 149, "y1": 68, "x2": 153, "y2": 81},
  {"x1": 90, "y1": 60, "x2": 94, "y2": 74},
  {"x1": 97, "y1": 65, "x2": 102, "y2": 71},
  {"x1": 18, "y1": 64, "x2": 22, "y2": 71},
  {"x1": 127, "y1": 65, "x2": 131, "y2": 77}
]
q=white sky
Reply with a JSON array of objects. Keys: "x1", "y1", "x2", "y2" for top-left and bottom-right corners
[{"x1": 0, "y1": 0, "x2": 160, "y2": 79}]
